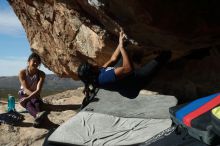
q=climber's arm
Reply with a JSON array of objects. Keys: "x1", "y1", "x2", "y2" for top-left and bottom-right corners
[
  {"x1": 102, "y1": 44, "x2": 121, "y2": 68},
  {"x1": 114, "y1": 31, "x2": 133, "y2": 79}
]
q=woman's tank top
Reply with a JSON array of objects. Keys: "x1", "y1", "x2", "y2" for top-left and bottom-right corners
[{"x1": 19, "y1": 68, "x2": 39, "y2": 95}]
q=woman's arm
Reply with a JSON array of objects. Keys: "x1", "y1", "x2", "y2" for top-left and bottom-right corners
[
  {"x1": 114, "y1": 31, "x2": 133, "y2": 79},
  {"x1": 19, "y1": 69, "x2": 33, "y2": 95},
  {"x1": 20, "y1": 71, "x2": 45, "y2": 104},
  {"x1": 102, "y1": 44, "x2": 121, "y2": 68},
  {"x1": 27, "y1": 71, "x2": 45, "y2": 99}
]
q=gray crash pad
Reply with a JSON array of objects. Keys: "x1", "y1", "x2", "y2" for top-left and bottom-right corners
[
  {"x1": 83, "y1": 89, "x2": 177, "y2": 119},
  {"x1": 47, "y1": 89, "x2": 177, "y2": 146},
  {"x1": 48, "y1": 111, "x2": 172, "y2": 146}
]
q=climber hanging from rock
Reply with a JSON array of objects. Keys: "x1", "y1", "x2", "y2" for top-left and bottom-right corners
[{"x1": 77, "y1": 29, "x2": 171, "y2": 107}]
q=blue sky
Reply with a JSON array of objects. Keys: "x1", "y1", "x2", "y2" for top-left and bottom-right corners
[{"x1": 0, "y1": 0, "x2": 53, "y2": 76}]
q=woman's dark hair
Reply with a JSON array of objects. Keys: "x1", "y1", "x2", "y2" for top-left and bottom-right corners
[
  {"x1": 77, "y1": 62, "x2": 97, "y2": 85},
  {"x1": 77, "y1": 62, "x2": 98, "y2": 103},
  {"x1": 28, "y1": 53, "x2": 41, "y2": 64}
]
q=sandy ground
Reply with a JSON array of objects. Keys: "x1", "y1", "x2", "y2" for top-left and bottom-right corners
[{"x1": 0, "y1": 88, "x2": 84, "y2": 146}]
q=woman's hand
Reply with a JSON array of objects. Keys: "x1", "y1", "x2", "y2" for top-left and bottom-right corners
[
  {"x1": 19, "y1": 97, "x2": 29, "y2": 107},
  {"x1": 119, "y1": 30, "x2": 126, "y2": 47}
]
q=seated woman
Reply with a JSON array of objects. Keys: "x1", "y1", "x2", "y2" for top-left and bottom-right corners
[
  {"x1": 77, "y1": 30, "x2": 171, "y2": 102},
  {"x1": 18, "y1": 52, "x2": 46, "y2": 127}
]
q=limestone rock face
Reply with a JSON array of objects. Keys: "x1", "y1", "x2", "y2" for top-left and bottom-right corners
[
  {"x1": 9, "y1": 0, "x2": 220, "y2": 99},
  {"x1": 9, "y1": 0, "x2": 117, "y2": 79}
]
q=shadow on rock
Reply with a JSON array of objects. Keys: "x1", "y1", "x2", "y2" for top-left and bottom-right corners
[
  {"x1": 36, "y1": 115, "x2": 59, "y2": 130},
  {"x1": 42, "y1": 103, "x2": 81, "y2": 112},
  {"x1": 35, "y1": 103, "x2": 83, "y2": 129},
  {"x1": 1, "y1": 103, "x2": 81, "y2": 129},
  {"x1": 15, "y1": 122, "x2": 33, "y2": 127},
  {"x1": 17, "y1": 113, "x2": 59, "y2": 129}
]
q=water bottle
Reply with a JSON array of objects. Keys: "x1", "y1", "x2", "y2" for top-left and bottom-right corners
[{"x1": 7, "y1": 94, "x2": 15, "y2": 112}]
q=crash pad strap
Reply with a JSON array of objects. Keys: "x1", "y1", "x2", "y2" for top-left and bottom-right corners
[
  {"x1": 183, "y1": 94, "x2": 220, "y2": 127},
  {"x1": 175, "y1": 93, "x2": 220, "y2": 122}
]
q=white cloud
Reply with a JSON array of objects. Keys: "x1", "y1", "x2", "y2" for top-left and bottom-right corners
[
  {"x1": 0, "y1": 9, "x2": 25, "y2": 37},
  {"x1": 0, "y1": 57, "x2": 53, "y2": 76}
]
